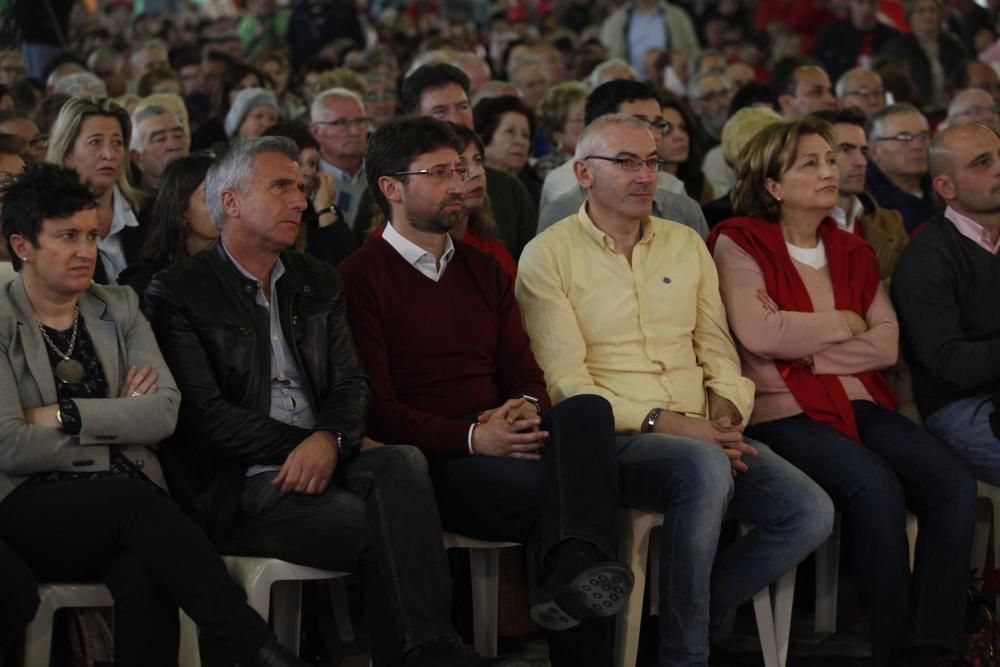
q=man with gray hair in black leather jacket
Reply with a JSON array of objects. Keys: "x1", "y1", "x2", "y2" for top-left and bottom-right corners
[{"x1": 144, "y1": 136, "x2": 524, "y2": 667}]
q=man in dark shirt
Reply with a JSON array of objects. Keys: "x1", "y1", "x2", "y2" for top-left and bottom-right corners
[
  {"x1": 339, "y1": 117, "x2": 632, "y2": 667},
  {"x1": 145, "y1": 136, "x2": 521, "y2": 667},
  {"x1": 891, "y1": 122, "x2": 1000, "y2": 484}
]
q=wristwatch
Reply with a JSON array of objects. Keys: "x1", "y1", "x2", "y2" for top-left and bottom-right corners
[
  {"x1": 316, "y1": 203, "x2": 340, "y2": 220},
  {"x1": 521, "y1": 394, "x2": 542, "y2": 415},
  {"x1": 643, "y1": 407, "x2": 664, "y2": 433}
]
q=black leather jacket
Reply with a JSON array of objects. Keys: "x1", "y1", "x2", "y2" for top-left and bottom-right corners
[{"x1": 144, "y1": 244, "x2": 371, "y2": 541}]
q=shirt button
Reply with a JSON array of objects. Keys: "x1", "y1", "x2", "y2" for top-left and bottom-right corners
[{"x1": 272, "y1": 336, "x2": 278, "y2": 341}]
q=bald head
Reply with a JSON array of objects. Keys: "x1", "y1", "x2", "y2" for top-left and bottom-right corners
[
  {"x1": 929, "y1": 122, "x2": 1000, "y2": 217},
  {"x1": 929, "y1": 123, "x2": 992, "y2": 179},
  {"x1": 947, "y1": 89, "x2": 999, "y2": 128}
]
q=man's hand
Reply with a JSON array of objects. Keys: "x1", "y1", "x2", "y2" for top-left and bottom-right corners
[
  {"x1": 119, "y1": 365, "x2": 158, "y2": 397},
  {"x1": 839, "y1": 310, "x2": 868, "y2": 336},
  {"x1": 653, "y1": 411, "x2": 757, "y2": 474},
  {"x1": 273, "y1": 432, "x2": 338, "y2": 494},
  {"x1": 24, "y1": 405, "x2": 59, "y2": 427},
  {"x1": 472, "y1": 397, "x2": 547, "y2": 459},
  {"x1": 707, "y1": 390, "x2": 743, "y2": 432}
]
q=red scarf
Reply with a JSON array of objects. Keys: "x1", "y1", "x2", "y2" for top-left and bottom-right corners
[{"x1": 708, "y1": 216, "x2": 898, "y2": 442}]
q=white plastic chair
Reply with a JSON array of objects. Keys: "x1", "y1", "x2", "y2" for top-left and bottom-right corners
[
  {"x1": 221, "y1": 556, "x2": 351, "y2": 656},
  {"x1": 21, "y1": 583, "x2": 201, "y2": 667},
  {"x1": 614, "y1": 509, "x2": 797, "y2": 667},
  {"x1": 442, "y1": 533, "x2": 521, "y2": 657}
]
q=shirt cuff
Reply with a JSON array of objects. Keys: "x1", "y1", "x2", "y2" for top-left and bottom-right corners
[
  {"x1": 58, "y1": 398, "x2": 82, "y2": 436},
  {"x1": 467, "y1": 423, "x2": 476, "y2": 455}
]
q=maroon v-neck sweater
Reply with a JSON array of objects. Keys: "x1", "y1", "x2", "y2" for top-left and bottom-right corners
[{"x1": 339, "y1": 237, "x2": 550, "y2": 458}]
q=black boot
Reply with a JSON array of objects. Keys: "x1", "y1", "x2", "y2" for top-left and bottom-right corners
[{"x1": 246, "y1": 639, "x2": 313, "y2": 667}]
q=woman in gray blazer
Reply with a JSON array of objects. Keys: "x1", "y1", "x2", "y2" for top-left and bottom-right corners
[{"x1": 0, "y1": 163, "x2": 312, "y2": 667}]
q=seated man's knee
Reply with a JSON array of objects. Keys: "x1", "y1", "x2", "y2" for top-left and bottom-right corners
[{"x1": 362, "y1": 444, "x2": 430, "y2": 477}]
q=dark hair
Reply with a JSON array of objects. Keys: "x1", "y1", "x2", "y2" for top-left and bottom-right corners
[
  {"x1": 811, "y1": 106, "x2": 867, "y2": 129},
  {"x1": 365, "y1": 116, "x2": 462, "y2": 219},
  {"x1": 137, "y1": 67, "x2": 182, "y2": 97},
  {"x1": 728, "y1": 82, "x2": 773, "y2": 116},
  {"x1": 449, "y1": 122, "x2": 496, "y2": 238},
  {"x1": 450, "y1": 122, "x2": 485, "y2": 156},
  {"x1": 261, "y1": 121, "x2": 320, "y2": 152},
  {"x1": 0, "y1": 132, "x2": 28, "y2": 158},
  {"x1": 169, "y1": 47, "x2": 202, "y2": 72},
  {"x1": 401, "y1": 64, "x2": 470, "y2": 115},
  {"x1": 473, "y1": 95, "x2": 537, "y2": 146},
  {"x1": 1, "y1": 162, "x2": 96, "y2": 271},
  {"x1": 0, "y1": 109, "x2": 30, "y2": 125},
  {"x1": 945, "y1": 59, "x2": 979, "y2": 98},
  {"x1": 140, "y1": 154, "x2": 214, "y2": 268},
  {"x1": 659, "y1": 91, "x2": 707, "y2": 200},
  {"x1": 770, "y1": 57, "x2": 821, "y2": 105},
  {"x1": 211, "y1": 63, "x2": 264, "y2": 120},
  {"x1": 585, "y1": 79, "x2": 658, "y2": 125},
  {"x1": 34, "y1": 93, "x2": 70, "y2": 136}
]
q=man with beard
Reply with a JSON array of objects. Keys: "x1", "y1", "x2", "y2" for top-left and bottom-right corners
[
  {"x1": 338, "y1": 116, "x2": 634, "y2": 667},
  {"x1": 892, "y1": 122, "x2": 1000, "y2": 489}
]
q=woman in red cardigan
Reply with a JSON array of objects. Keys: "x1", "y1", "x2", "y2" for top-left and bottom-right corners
[{"x1": 709, "y1": 117, "x2": 975, "y2": 667}]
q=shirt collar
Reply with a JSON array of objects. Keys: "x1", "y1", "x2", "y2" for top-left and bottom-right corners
[
  {"x1": 829, "y1": 195, "x2": 865, "y2": 231},
  {"x1": 382, "y1": 221, "x2": 455, "y2": 268},
  {"x1": 945, "y1": 205, "x2": 1000, "y2": 255},
  {"x1": 576, "y1": 200, "x2": 653, "y2": 252},
  {"x1": 320, "y1": 158, "x2": 365, "y2": 183},
  {"x1": 108, "y1": 185, "x2": 139, "y2": 238},
  {"x1": 220, "y1": 241, "x2": 286, "y2": 299}
]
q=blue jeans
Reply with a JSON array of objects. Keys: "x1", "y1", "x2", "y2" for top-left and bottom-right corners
[
  {"x1": 747, "y1": 401, "x2": 976, "y2": 666},
  {"x1": 616, "y1": 432, "x2": 834, "y2": 667},
  {"x1": 925, "y1": 394, "x2": 1000, "y2": 485}
]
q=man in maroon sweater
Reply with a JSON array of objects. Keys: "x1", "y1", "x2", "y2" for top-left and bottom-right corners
[{"x1": 339, "y1": 117, "x2": 632, "y2": 667}]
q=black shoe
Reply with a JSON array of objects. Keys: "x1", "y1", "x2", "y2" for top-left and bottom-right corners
[
  {"x1": 246, "y1": 639, "x2": 313, "y2": 667},
  {"x1": 530, "y1": 560, "x2": 634, "y2": 631},
  {"x1": 403, "y1": 639, "x2": 531, "y2": 667}
]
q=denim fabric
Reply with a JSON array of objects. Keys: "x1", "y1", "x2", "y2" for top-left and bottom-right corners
[
  {"x1": 615, "y1": 433, "x2": 833, "y2": 667},
  {"x1": 225, "y1": 445, "x2": 457, "y2": 664},
  {"x1": 747, "y1": 401, "x2": 976, "y2": 666},
  {"x1": 428, "y1": 394, "x2": 620, "y2": 667},
  {"x1": 925, "y1": 394, "x2": 1000, "y2": 485}
]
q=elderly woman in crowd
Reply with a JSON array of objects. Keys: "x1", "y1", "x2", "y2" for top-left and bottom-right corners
[
  {"x1": 225, "y1": 87, "x2": 279, "y2": 140},
  {"x1": 709, "y1": 117, "x2": 975, "y2": 667},
  {"x1": 474, "y1": 95, "x2": 543, "y2": 207},
  {"x1": 534, "y1": 82, "x2": 588, "y2": 179},
  {"x1": 46, "y1": 96, "x2": 144, "y2": 286},
  {"x1": 0, "y1": 162, "x2": 312, "y2": 667}
]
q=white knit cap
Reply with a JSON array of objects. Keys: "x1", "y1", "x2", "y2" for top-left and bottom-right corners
[{"x1": 224, "y1": 87, "x2": 278, "y2": 138}]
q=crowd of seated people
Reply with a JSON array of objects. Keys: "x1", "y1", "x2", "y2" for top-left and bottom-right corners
[{"x1": 1, "y1": 0, "x2": 1000, "y2": 665}]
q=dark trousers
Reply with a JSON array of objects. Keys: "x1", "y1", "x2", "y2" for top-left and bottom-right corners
[
  {"x1": 428, "y1": 394, "x2": 620, "y2": 667},
  {"x1": 0, "y1": 478, "x2": 274, "y2": 667},
  {"x1": 222, "y1": 445, "x2": 457, "y2": 666},
  {"x1": 0, "y1": 537, "x2": 38, "y2": 652},
  {"x1": 746, "y1": 401, "x2": 976, "y2": 666}
]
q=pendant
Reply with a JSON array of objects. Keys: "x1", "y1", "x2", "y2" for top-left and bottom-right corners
[{"x1": 55, "y1": 358, "x2": 85, "y2": 384}]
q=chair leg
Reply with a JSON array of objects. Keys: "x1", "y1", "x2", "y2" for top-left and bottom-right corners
[
  {"x1": 814, "y1": 515, "x2": 840, "y2": 634},
  {"x1": 614, "y1": 511, "x2": 656, "y2": 667},
  {"x1": 772, "y1": 568, "x2": 796, "y2": 667},
  {"x1": 21, "y1": 595, "x2": 56, "y2": 667},
  {"x1": 179, "y1": 610, "x2": 202, "y2": 667},
  {"x1": 271, "y1": 580, "x2": 304, "y2": 656},
  {"x1": 751, "y1": 583, "x2": 778, "y2": 667},
  {"x1": 329, "y1": 578, "x2": 355, "y2": 644},
  {"x1": 468, "y1": 548, "x2": 500, "y2": 657}
]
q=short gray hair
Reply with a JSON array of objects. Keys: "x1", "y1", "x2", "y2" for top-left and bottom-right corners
[
  {"x1": 205, "y1": 136, "x2": 299, "y2": 230},
  {"x1": 130, "y1": 104, "x2": 179, "y2": 153},
  {"x1": 835, "y1": 67, "x2": 881, "y2": 98},
  {"x1": 686, "y1": 71, "x2": 730, "y2": 100},
  {"x1": 53, "y1": 72, "x2": 107, "y2": 97},
  {"x1": 310, "y1": 87, "x2": 365, "y2": 121},
  {"x1": 865, "y1": 102, "x2": 925, "y2": 140},
  {"x1": 587, "y1": 59, "x2": 638, "y2": 91},
  {"x1": 87, "y1": 47, "x2": 124, "y2": 72},
  {"x1": 574, "y1": 113, "x2": 653, "y2": 161}
]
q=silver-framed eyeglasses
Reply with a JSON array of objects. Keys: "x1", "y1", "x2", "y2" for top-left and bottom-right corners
[
  {"x1": 872, "y1": 131, "x2": 931, "y2": 143},
  {"x1": 584, "y1": 155, "x2": 665, "y2": 172},
  {"x1": 390, "y1": 165, "x2": 470, "y2": 181},
  {"x1": 314, "y1": 117, "x2": 371, "y2": 129}
]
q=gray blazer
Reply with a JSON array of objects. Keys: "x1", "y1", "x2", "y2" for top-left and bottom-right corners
[{"x1": 0, "y1": 276, "x2": 180, "y2": 503}]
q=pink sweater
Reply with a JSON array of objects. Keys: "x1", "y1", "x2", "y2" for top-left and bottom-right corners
[{"x1": 712, "y1": 235, "x2": 899, "y2": 425}]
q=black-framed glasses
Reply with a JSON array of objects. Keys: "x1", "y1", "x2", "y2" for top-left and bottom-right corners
[
  {"x1": 584, "y1": 155, "x2": 664, "y2": 172},
  {"x1": 872, "y1": 131, "x2": 931, "y2": 143},
  {"x1": 390, "y1": 165, "x2": 470, "y2": 181},
  {"x1": 314, "y1": 117, "x2": 371, "y2": 129}
]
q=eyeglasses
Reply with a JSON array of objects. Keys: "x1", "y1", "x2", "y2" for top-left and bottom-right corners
[
  {"x1": 632, "y1": 116, "x2": 674, "y2": 136},
  {"x1": 314, "y1": 117, "x2": 371, "y2": 129},
  {"x1": 390, "y1": 165, "x2": 470, "y2": 181},
  {"x1": 30, "y1": 135, "x2": 48, "y2": 151},
  {"x1": 366, "y1": 90, "x2": 398, "y2": 102},
  {"x1": 584, "y1": 155, "x2": 664, "y2": 172},
  {"x1": 843, "y1": 88, "x2": 885, "y2": 100},
  {"x1": 872, "y1": 131, "x2": 931, "y2": 143}
]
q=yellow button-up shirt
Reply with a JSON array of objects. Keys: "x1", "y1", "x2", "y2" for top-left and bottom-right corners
[{"x1": 515, "y1": 204, "x2": 755, "y2": 433}]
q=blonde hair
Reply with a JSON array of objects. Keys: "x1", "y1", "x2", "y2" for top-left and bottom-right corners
[
  {"x1": 46, "y1": 96, "x2": 143, "y2": 210},
  {"x1": 310, "y1": 69, "x2": 367, "y2": 102},
  {"x1": 721, "y1": 105, "x2": 784, "y2": 168},
  {"x1": 536, "y1": 82, "x2": 588, "y2": 146},
  {"x1": 731, "y1": 117, "x2": 836, "y2": 221}
]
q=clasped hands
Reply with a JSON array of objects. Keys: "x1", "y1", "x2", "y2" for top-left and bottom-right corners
[
  {"x1": 471, "y1": 397, "x2": 547, "y2": 460},
  {"x1": 651, "y1": 390, "x2": 756, "y2": 476}
]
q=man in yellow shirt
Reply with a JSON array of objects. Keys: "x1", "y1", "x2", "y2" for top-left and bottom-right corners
[{"x1": 515, "y1": 114, "x2": 834, "y2": 666}]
